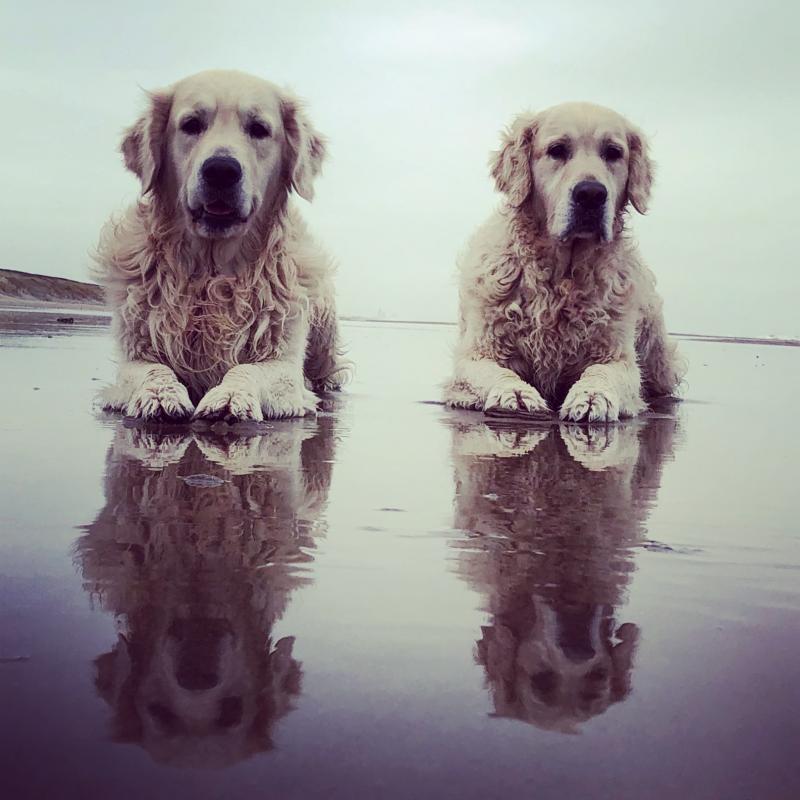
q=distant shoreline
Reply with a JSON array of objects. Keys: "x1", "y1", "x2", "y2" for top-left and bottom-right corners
[{"x1": 1, "y1": 269, "x2": 797, "y2": 347}]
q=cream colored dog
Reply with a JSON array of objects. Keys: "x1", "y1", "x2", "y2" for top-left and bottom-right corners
[
  {"x1": 76, "y1": 418, "x2": 336, "y2": 765},
  {"x1": 450, "y1": 412, "x2": 680, "y2": 731},
  {"x1": 95, "y1": 70, "x2": 347, "y2": 422},
  {"x1": 446, "y1": 102, "x2": 684, "y2": 422}
]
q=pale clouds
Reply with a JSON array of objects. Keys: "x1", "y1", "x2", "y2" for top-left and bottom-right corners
[{"x1": 1, "y1": 0, "x2": 797, "y2": 336}]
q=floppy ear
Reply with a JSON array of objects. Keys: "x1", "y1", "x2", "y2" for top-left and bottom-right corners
[
  {"x1": 610, "y1": 622, "x2": 639, "y2": 701},
  {"x1": 94, "y1": 634, "x2": 133, "y2": 707},
  {"x1": 626, "y1": 128, "x2": 654, "y2": 214},
  {"x1": 120, "y1": 89, "x2": 173, "y2": 196},
  {"x1": 490, "y1": 113, "x2": 538, "y2": 207},
  {"x1": 280, "y1": 94, "x2": 327, "y2": 202}
]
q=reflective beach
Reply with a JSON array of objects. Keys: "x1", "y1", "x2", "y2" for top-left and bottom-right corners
[{"x1": 1, "y1": 311, "x2": 798, "y2": 799}]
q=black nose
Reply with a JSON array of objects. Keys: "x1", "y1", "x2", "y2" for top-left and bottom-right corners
[
  {"x1": 573, "y1": 180, "x2": 608, "y2": 211},
  {"x1": 201, "y1": 156, "x2": 242, "y2": 190},
  {"x1": 176, "y1": 663, "x2": 219, "y2": 691}
]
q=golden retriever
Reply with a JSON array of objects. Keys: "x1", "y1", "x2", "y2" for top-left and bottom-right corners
[
  {"x1": 445, "y1": 102, "x2": 685, "y2": 422},
  {"x1": 75, "y1": 418, "x2": 336, "y2": 766},
  {"x1": 95, "y1": 70, "x2": 347, "y2": 422},
  {"x1": 449, "y1": 411, "x2": 680, "y2": 732}
]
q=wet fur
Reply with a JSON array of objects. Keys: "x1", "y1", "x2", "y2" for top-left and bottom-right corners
[
  {"x1": 98, "y1": 202, "x2": 342, "y2": 401},
  {"x1": 446, "y1": 104, "x2": 685, "y2": 421},
  {"x1": 95, "y1": 71, "x2": 348, "y2": 421}
]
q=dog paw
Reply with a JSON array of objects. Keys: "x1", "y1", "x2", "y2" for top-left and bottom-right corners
[
  {"x1": 488, "y1": 427, "x2": 550, "y2": 456},
  {"x1": 194, "y1": 434, "x2": 266, "y2": 472},
  {"x1": 194, "y1": 385, "x2": 264, "y2": 423},
  {"x1": 98, "y1": 384, "x2": 129, "y2": 413},
  {"x1": 561, "y1": 422, "x2": 616, "y2": 452},
  {"x1": 116, "y1": 427, "x2": 192, "y2": 467},
  {"x1": 443, "y1": 379, "x2": 483, "y2": 410},
  {"x1": 125, "y1": 381, "x2": 194, "y2": 421},
  {"x1": 559, "y1": 423, "x2": 640, "y2": 471},
  {"x1": 263, "y1": 382, "x2": 318, "y2": 419},
  {"x1": 315, "y1": 364, "x2": 352, "y2": 392},
  {"x1": 485, "y1": 380, "x2": 550, "y2": 417},
  {"x1": 560, "y1": 385, "x2": 619, "y2": 423}
]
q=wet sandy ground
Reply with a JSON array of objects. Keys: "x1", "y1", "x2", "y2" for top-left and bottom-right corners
[{"x1": 1, "y1": 311, "x2": 798, "y2": 799}]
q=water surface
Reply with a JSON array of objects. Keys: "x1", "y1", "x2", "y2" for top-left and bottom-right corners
[{"x1": 1, "y1": 312, "x2": 798, "y2": 799}]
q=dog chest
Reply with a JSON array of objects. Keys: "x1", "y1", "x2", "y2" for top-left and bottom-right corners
[
  {"x1": 492, "y1": 282, "x2": 625, "y2": 373},
  {"x1": 122, "y1": 278, "x2": 286, "y2": 392}
]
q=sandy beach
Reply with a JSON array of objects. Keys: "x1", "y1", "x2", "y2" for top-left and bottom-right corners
[{"x1": 0, "y1": 311, "x2": 798, "y2": 799}]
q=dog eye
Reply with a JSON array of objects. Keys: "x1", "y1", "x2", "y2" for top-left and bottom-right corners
[
  {"x1": 180, "y1": 117, "x2": 205, "y2": 136},
  {"x1": 247, "y1": 121, "x2": 271, "y2": 140},
  {"x1": 217, "y1": 696, "x2": 243, "y2": 728},
  {"x1": 530, "y1": 669, "x2": 559, "y2": 699},
  {"x1": 547, "y1": 143, "x2": 570, "y2": 160},
  {"x1": 147, "y1": 703, "x2": 180, "y2": 733},
  {"x1": 603, "y1": 144, "x2": 624, "y2": 162}
]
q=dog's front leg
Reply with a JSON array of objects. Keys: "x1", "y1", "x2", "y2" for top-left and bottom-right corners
[
  {"x1": 102, "y1": 361, "x2": 194, "y2": 421},
  {"x1": 560, "y1": 357, "x2": 646, "y2": 423},
  {"x1": 445, "y1": 357, "x2": 550, "y2": 416},
  {"x1": 194, "y1": 361, "x2": 318, "y2": 421},
  {"x1": 194, "y1": 310, "x2": 317, "y2": 422}
]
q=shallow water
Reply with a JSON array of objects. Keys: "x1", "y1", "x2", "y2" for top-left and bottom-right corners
[{"x1": 1, "y1": 313, "x2": 798, "y2": 799}]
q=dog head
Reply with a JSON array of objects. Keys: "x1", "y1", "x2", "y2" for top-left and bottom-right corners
[
  {"x1": 94, "y1": 618, "x2": 300, "y2": 768},
  {"x1": 491, "y1": 102, "x2": 653, "y2": 242},
  {"x1": 477, "y1": 599, "x2": 639, "y2": 733},
  {"x1": 121, "y1": 69, "x2": 326, "y2": 239}
]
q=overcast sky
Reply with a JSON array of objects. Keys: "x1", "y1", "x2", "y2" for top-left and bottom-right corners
[{"x1": 1, "y1": 1, "x2": 797, "y2": 336}]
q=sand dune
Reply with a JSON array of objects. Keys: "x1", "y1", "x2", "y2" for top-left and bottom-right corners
[{"x1": 0, "y1": 269, "x2": 104, "y2": 306}]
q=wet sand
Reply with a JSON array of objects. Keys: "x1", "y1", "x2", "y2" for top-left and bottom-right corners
[{"x1": 1, "y1": 315, "x2": 798, "y2": 799}]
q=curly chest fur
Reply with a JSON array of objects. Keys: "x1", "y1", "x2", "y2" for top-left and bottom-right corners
[
  {"x1": 487, "y1": 275, "x2": 636, "y2": 398},
  {"x1": 121, "y1": 274, "x2": 293, "y2": 396}
]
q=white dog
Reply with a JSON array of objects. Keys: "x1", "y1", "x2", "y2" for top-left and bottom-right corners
[
  {"x1": 95, "y1": 70, "x2": 347, "y2": 422},
  {"x1": 445, "y1": 102, "x2": 684, "y2": 422}
]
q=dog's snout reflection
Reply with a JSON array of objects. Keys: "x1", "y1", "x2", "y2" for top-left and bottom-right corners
[
  {"x1": 76, "y1": 417, "x2": 336, "y2": 767},
  {"x1": 450, "y1": 413, "x2": 679, "y2": 733}
]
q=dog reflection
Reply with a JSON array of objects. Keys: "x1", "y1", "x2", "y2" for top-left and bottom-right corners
[
  {"x1": 75, "y1": 418, "x2": 336, "y2": 767},
  {"x1": 451, "y1": 415, "x2": 679, "y2": 733}
]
